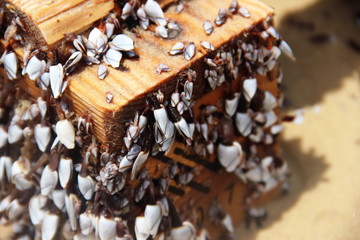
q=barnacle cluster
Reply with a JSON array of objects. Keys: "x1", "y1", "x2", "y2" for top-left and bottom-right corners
[{"x1": 0, "y1": 0, "x2": 294, "y2": 239}]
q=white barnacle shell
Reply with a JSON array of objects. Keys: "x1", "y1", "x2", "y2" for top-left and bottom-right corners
[
  {"x1": 156, "y1": 63, "x2": 171, "y2": 74},
  {"x1": 270, "y1": 124, "x2": 284, "y2": 135},
  {"x1": 261, "y1": 156, "x2": 273, "y2": 169},
  {"x1": 135, "y1": 216, "x2": 151, "y2": 240},
  {"x1": 119, "y1": 156, "x2": 133, "y2": 173},
  {"x1": 110, "y1": 34, "x2": 134, "y2": 51},
  {"x1": 86, "y1": 55, "x2": 100, "y2": 65},
  {"x1": 249, "y1": 126, "x2": 264, "y2": 142},
  {"x1": 175, "y1": 117, "x2": 192, "y2": 140},
  {"x1": 253, "y1": 112, "x2": 265, "y2": 124},
  {"x1": 158, "y1": 124, "x2": 175, "y2": 154},
  {"x1": 105, "y1": 22, "x2": 115, "y2": 38},
  {"x1": 184, "y1": 43, "x2": 196, "y2": 60},
  {"x1": 78, "y1": 175, "x2": 95, "y2": 200},
  {"x1": 58, "y1": 157, "x2": 73, "y2": 189},
  {"x1": 279, "y1": 40, "x2": 295, "y2": 61},
  {"x1": 169, "y1": 42, "x2": 185, "y2": 55},
  {"x1": 267, "y1": 60, "x2": 277, "y2": 71},
  {"x1": 156, "y1": 25, "x2": 168, "y2": 39},
  {"x1": 106, "y1": 92, "x2": 114, "y2": 103},
  {"x1": 144, "y1": 204, "x2": 162, "y2": 236},
  {"x1": 37, "y1": 97, "x2": 48, "y2": 119},
  {"x1": 97, "y1": 35, "x2": 109, "y2": 54},
  {"x1": 222, "y1": 214, "x2": 234, "y2": 233},
  {"x1": 177, "y1": 101, "x2": 185, "y2": 114},
  {"x1": 137, "y1": 7, "x2": 149, "y2": 29},
  {"x1": 184, "y1": 80, "x2": 193, "y2": 100},
  {"x1": 270, "y1": 46, "x2": 282, "y2": 62},
  {"x1": 225, "y1": 93, "x2": 240, "y2": 117},
  {"x1": 217, "y1": 142, "x2": 242, "y2": 172},
  {"x1": 206, "y1": 142, "x2": 214, "y2": 155},
  {"x1": 140, "y1": 18, "x2": 150, "y2": 30},
  {"x1": 8, "y1": 199, "x2": 25, "y2": 220},
  {"x1": 167, "y1": 21, "x2": 180, "y2": 30},
  {"x1": 79, "y1": 212, "x2": 93, "y2": 236},
  {"x1": 0, "y1": 156, "x2": 12, "y2": 182},
  {"x1": 170, "y1": 221, "x2": 196, "y2": 240},
  {"x1": 200, "y1": 41, "x2": 215, "y2": 51},
  {"x1": 218, "y1": 8, "x2": 228, "y2": 18},
  {"x1": 86, "y1": 27, "x2": 107, "y2": 56},
  {"x1": 40, "y1": 72, "x2": 50, "y2": 90},
  {"x1": 131, "y1": 151, "x2": 149, "y2": 180},
  {"x1": 267, "y1": 26, "x2": 279, "y2": 39},
  {"x1": 175, "y1": 2, "x2": 184, "y2": 13},
  {"x1": 235, "y1": 112, "x2": 252, "y2": 136},
  {"x1": 22, "y1": 126, "x2": 33, "y2": 138},
  {"x1": 203, "y1": 21, "x2": 214, "y2": 35},
  {"x1": 144, "y1": 0, "x2": 166, "y2": 25},
  {"x1": 243, "y1": 78, "x2": 257, "y2": 102},
  {"x1": 157, "y1": 198, "x2": 169, "y2": 217},
  {"x1": 34, "y1": 124, "x2": 51, "y2": 152},
  {"x1": 139, "y1": 115, "x2": 148, "y2": 133},
  {"x1": 239, "y1": 6, "x2": 250, "y2": 18},
  {"x1": 65, "y1": 193, "x2": 79, "y2": 231},
  {"x1": 42, "y1": 213, "x2": 59, "y2": 240},
  {"x1": 229, "y1": 0, "x2": 239, "y2": 14},
  {"x1": 0, "y1": 125, "x2": 8, "y2": 148},
  {"x1": 98, "y1": 65, "x2": 108, "y2": 80},
  {"x1": 88, "y1": 28, "x2": 102, "y2": 46},
  {"x1": 40, "y1": 165, "x2": 58, "y2": 196},
  {"x1": 263, "y1": 91, "x2": 277, "y2": 111},
  {"x1": 137, "y1": 7, "x2": 148, "y2": 22},
  {"x1": 49, "y1": 63, "x2": 64, "y2": 99},
  {"x1": 4, "y1": 51, "x2": 18, "y2": 80},
  {"x1": 104, "y1": 49, "x2": 122, "y2": 68},
  {"x1": 29, "y1": 195, "x2": 47, "y2": 225},
  {"x1": 8, "y1": 123, "x2": 23, "y2": 144},
  {"x1": 121, "y1": 2, "x2": 133, "y2": 20},
  {"x1": 215, "y1": 8, "x2": 227, "y2": 26},
  {"x1": 73, "y1": 37, "x2": 87, "y2": 54},
  {"x1": 126, "y1": 125, "x2": 139, "y2": 141},
  {"x1": 200, "y1": 123, "x2": 208, "y2": 141},
  {"x1": 245, "y1": 167, "x2": 262, "y2": 182},
  {"x1": 11, "y1": 158, "x2": 33, "y2": 191},
  {"x1": 98, "y1": 215, "x2": 117, "y2": 240},
  {"x1": 56, "y1": 119, "x2": 75, "y2": 149},
  {"x1": 171, "y1": 92, "x2": 180, "y2": 107},
  {"x1": 52, "y1": 190, "x2": 66, "y2": 211},
  {"x1": 64, "y1": 51, "x2": 83, "y2": 74},
  {"x1": 0, "y1": 196, "x2": 11, "y2": 213},
  {"x1": 264, "y1": 110, "x2": 278, "y2": 128},
  {"x1": 153, "y1": 107, "x2": 170, "y2": 136},
  {"x1": 25, "y1": 56, "x2": 46, "y2": 80}
]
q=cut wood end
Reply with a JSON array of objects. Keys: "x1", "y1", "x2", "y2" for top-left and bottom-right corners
[{"x1": 5, "y1": 0, "x2": 114, "y2": 46}]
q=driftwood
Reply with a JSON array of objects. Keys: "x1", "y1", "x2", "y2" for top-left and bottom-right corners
[
  {"x1": 0, "y1": 0, "x2": 289, "y2": 239},
  {"x1": 10, "y1": 0, "x2": 274, "y2": 146}
]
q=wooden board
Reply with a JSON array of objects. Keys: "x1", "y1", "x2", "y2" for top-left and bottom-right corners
[{"x1": 12, "y1": 0, "x2": 274, "y2": 147}]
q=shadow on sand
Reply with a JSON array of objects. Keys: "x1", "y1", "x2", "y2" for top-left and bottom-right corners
[
  {"x1": 279, "y1": 0, "x2": 360, "y2": 110},
  {"x1": 236, "y1": 0, "x2": 359, "y2": 238}
]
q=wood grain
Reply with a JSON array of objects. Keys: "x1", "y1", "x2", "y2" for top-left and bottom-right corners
[
  {"x1": 8, "y1": 0, "x2": 274, "y2": 147},
  {"x1": 4, "y1": 0, "x2": 114, "y2": 45}
]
